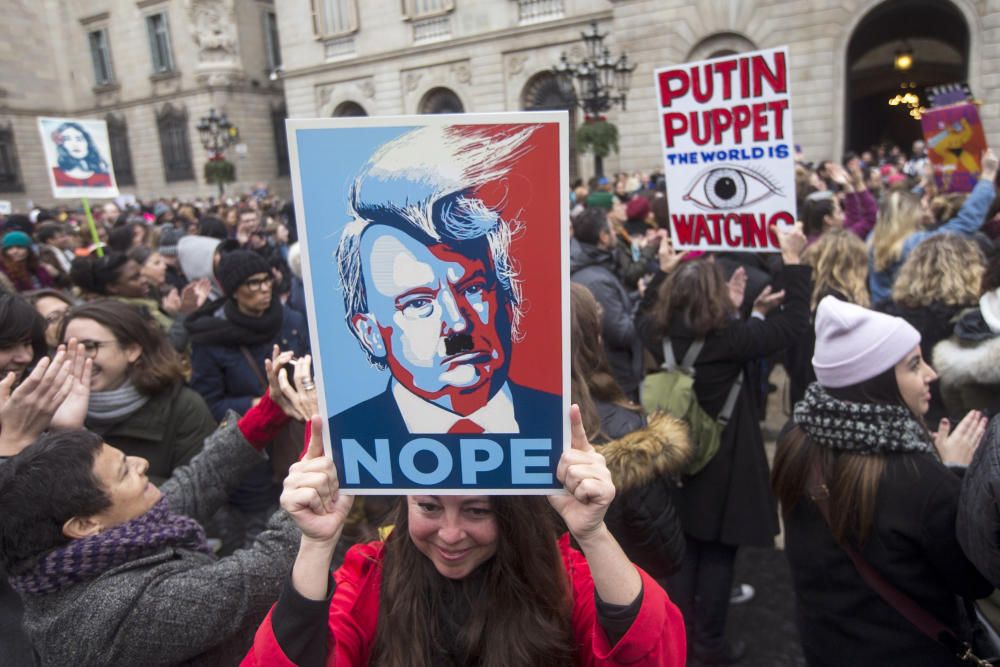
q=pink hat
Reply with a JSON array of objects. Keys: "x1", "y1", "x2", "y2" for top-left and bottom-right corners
[{"x1": 812, "y1": 296, "x2": 921, "y2": 388}]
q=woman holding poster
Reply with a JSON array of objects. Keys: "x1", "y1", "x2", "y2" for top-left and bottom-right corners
[{"x1": 243, "y1": 410, "x2": 686, "y2": 667}]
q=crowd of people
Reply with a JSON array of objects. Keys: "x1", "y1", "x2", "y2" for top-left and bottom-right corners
[{"x1": 0, "y1": 134, "x2": 999, "y2": 666}]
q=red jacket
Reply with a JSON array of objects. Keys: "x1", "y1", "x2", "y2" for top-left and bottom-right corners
[{"x1": 242, "y1": 534, "x2": 686, "y2": 666}]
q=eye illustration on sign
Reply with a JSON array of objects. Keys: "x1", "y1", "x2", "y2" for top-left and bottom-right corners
[{"x1": 683, "y1": 164, "x2": 782, "y2": 211}]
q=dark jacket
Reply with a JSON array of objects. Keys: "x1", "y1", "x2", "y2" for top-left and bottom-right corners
[
  {"x1": 881, "y1": 300, "x2": 967, "y2": 424},
  {"x1": 933, "y1": 306, "x2": 1000, "y2": 418},
  {"x1": 86, "y1": 383, "x2": 218, "y2": 485},
  {"x1": 785, "y1": 452, "x2": 992, "y2": 667},
  {"x1": 570, "y1": 238, "x2": 644, "y2": 397},
  {"x1": 642, "y1": 263, "x2": 812, "y2": 546},
  {"x1": 596, "y1": 409, "x2": 690, "y2": 581},
  {"x1": 958, "y1": 414, "x2": 1000, "y2": 587},
  {"x1": 0, "y1": 463, "x2": 34, "y2": 666},
  {"x1": 190, "y1": 306, "x2": 309, "y2": 421},
  {"x1": 19, "y1": 418, "x2": 300, "y2": 667}
]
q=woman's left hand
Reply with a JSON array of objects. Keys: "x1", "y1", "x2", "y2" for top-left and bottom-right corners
[{"x1": 548, "y1": 405, "x2": 615, "y2": 542}]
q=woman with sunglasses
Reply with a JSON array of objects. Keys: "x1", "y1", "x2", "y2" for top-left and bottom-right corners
[{"x1": 59, "y1": 299, "x2": 217, "y2": 485}]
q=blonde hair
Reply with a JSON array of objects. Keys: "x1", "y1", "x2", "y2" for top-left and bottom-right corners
[
  {"x1": 870, "y1": 190, "x2": 923, "y2": 271},
  {"x1": 891, "y1": 233, "x2": 984, "y2": 308},
  {"x1": 804, "y1": 229, "x2": 870, "y2": 310}
]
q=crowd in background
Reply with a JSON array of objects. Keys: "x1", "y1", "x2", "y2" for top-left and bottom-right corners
[{"x1": 0, "y1": 134, "x2": 999, "y2": 666}]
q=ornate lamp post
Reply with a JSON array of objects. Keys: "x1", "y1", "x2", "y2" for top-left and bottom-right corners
[
  {"x1": 196, "y1": 108, "x2": 240, "y2": 197},
  {"x1": 553, "y1": 21, "x2": 636, "y2": 177}
]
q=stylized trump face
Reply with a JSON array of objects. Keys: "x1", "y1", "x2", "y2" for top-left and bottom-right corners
[{"x1": 352, "y1": 224, "x2": 512, "y2": 413}]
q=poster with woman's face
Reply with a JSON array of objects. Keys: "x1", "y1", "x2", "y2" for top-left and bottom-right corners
[{"x1": 37, "y1": 117, "x2": 119, "y2": 199}]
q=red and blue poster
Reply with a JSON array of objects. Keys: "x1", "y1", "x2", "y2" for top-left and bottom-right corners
[
  {"x1": 287, "y1": 113, "x2": 570, "y2": 494},
  {"x1": 655, "y1": 46, "x2": 796, "y2": 251},
  {"x1": 921, "y1": 102, "x2": 988, "y2": 193}
]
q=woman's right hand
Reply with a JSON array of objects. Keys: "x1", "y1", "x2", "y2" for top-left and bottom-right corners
[
  {"x1": 0, "y1": 348, "x2": 77, "y2": 454},
  {"x1": 282, "y1": 416, "x2": 354, "y2": 545},
  {"x1": 934, "y1": 410, "x2": 988, "y2": 467},
  {"x1": 981, "y1": 149, "x2": 999, "y2": 183},
  {"x1": 773, "y1": 221, "x2": 807, "y2": 265}
]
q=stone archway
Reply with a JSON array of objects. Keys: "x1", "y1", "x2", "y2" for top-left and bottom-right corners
[
  {"x1": 332, "y1": 101, "x2": 368, "y2": 117},
  {"x1": 418, "y1": 87, "x2": 465, "y2": 114},
  {"x1": 845, "y1": 0, "x2": 969, "y2": 153},
  {"x1": 520, "y1": 71, "x2": 578, "y2": 183}
]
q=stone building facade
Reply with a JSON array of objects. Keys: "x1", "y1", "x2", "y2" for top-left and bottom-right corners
[
  {"x1": 273, "y1": 0, "x2": 1000, "y2": 182},
  {"x1": 0, "y1": 0, "x2": 290, "y2": 210}
]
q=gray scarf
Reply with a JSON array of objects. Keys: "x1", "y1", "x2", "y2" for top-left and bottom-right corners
[
  {"x1": 87, "y1": 381, "x2": 150, "y2": 425},
  {"x1": 794, "y1": 383, "x2": 935, "y2": 456}
]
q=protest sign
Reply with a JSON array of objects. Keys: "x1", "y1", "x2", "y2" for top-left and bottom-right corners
[
  {"x1": 36, "y1": 117, "x2": 119, "y2": 200},
  {"x1": 655, "y1": 46, "x2": 796, "y2": 251},
  {"x1": 921, "y1": 102, "x2": 987, "y2": 193},
  {"x1": 0, "y1": 201, "x2": 10, "y2": 215},
  {"x1": 287, "y1": 113, "x2": 570, "y2": 494}
]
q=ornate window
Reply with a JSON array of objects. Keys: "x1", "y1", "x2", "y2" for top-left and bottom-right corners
[
  {"x1": 106, "y1": 114, "x2": 135, "y2": 186},
  {"x1": 271, "y1": 104, "x2": 290, "y2": 177},
  {"x1": 516, "y1": 0, "x2": 563, "y2": 25},
  {"x1": 311, "y1": 0, "x2": 359, "y2": 37},
  {"x1": 418, "y1": 87, "x2": 464, "y2": 114},
  {"x1": 402, "y1": 0, "x2": 454, "y2": 19},
  {"x1": 88, "y1": 28, "x2": 115, "y2": 85},
  {"x1": 0, "y1": 125, "x2": 23, "y2": 193},
  {"x1": 156, "y1": 104, "x2": 193, "y2": 182},
  {"x1": 145, "y1": 12, "x2": 175, "y2": 74}
]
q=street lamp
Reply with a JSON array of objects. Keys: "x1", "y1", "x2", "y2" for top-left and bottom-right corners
[
  {"x1": 553, "y1": 21, "x2": 637, "y2": 176},
  {"x1": 196, "y1": 108, "x2": 240, "y2": 197}
]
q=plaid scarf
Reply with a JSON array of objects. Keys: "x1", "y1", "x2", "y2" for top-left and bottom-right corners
[
  {"x1": 8, "y1": 497, "x2": 211, "y2": 595},
  {"x1": 794, "y1": 382, "x2": 935, "y2": 456}
]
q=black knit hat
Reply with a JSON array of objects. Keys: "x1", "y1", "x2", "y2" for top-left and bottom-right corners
[{"x1": 216, "y1": 250, "x2": 271, "y2": 297}]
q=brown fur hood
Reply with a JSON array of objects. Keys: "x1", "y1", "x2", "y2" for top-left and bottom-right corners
[{"x1": 594, "y1": 413, "x2": 692, "y2": 493}]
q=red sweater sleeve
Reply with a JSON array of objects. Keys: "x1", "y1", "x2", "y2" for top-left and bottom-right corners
[
  {"x1": 561, "y1": 535, "x2": 687, "y2": 667},
  {"x1": 236, "y1": 389, "x2": 291, "y2": 451}
]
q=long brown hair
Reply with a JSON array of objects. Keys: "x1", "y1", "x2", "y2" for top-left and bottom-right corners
[
  {"x1": 772, "y1": 367, "x2": 909, "y2": 545},
  {"x1": 370, "y1": 496, "x2": 575, "y2": 667},
  {"x1": 58, "y1": 299, "x2": 185, "y2": 395},
  {"x1": 653, "y1": 259, "x2": 733, "y2": 337},
  {"x1": 570, "y1": 283, "x2": 640, "y2": 441}
]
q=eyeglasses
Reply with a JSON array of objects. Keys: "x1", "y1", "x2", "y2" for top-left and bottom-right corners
[
  {"x1": 78, "y1": 339, "x2": 119, "y2": 358},
  {"x1": 242, "y1": 275, "x2": 274, "y2": 292},
  {"x1": 43, "y1": 311, "x2": 67, "y2": 326}
]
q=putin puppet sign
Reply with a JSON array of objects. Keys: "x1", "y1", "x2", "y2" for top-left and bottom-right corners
[
  {"x1": 655, "y1": 46, "x2": 796, "y2": 251},
  {"x1": 287, "y1": 113, "x2": 570, "y2": 494}
]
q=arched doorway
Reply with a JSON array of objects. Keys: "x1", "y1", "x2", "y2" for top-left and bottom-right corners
[
  {"x1": 418, "y1": 87, "x2": 465, "y2": 114},
  {"x1": 520, "y1": 71, "x2": 578, "y2": 183},
  {"x1": 845, "y1": 0, "x2": 968, "y2": 153},
  {"x1": 332, "y1": 101, "x2": 368, "y2": 117}
]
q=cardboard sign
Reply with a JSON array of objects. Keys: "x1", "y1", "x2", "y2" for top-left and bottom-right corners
[
  {"x1": 655, "y1": 46, "x2": 796, "y2": 251},
  {"x1": 37, "y1": 117, "x2": 119, "y2": 200},
  {"x1": 0, "y1": 201, "x2": 11, "y2": 216},
  {"x1": 287, "y1": 113, "x2": 570, "y2": 494},
  {"x1": 921, "y1": 102, "x2": 988, "y2": 193},
  {"x1": 926, "y1": 82, "x2": 973, "y2": 108}
]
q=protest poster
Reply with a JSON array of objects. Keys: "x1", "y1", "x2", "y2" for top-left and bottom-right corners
[
  {"x1": 921, "y1": 102, "x2": 987, "y2": 193},
  {"x1": 655, "y1": 46, "x2": 796, "y2": 251},
  {"x1": 287, "y1": 113, "x2": 570, "y2": 494},
  {"x1": 0, "y1": 201, "x2": 10, "y2": 215},
  {"x1": 36, "y1": 117, "x2": 119, "y2": 200}
]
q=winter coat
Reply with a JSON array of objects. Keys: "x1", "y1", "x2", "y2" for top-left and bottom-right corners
[
  {"x1": 642, "y1": 263, "x2": 812, "y2": 547},
  {"x1": 190, "y1": 306, "x2": 309, "y2": 421},
  {"x1": 784, "y1": 452, "x2": 992, "y2": 667},
  {"x1": 242, "y1": 535, "x2": 687, "y2": 667},
  {"x1": 570, "y1": 238, "x2": 644, "y2": 397},
  {"x1": 958, "y1": 414, "x2": 1000, "y2": 587},
  {"x1": 869, "y1": 178, "x2": 996, "y2": 306},
  {"x1": 86, "y1": 382, "x2": 218, "y2": 485},
  {"x1": 881, "y1": 300, "x2": 967, "y2": 424},
  {"x1": 933, "y1": 307, "x2": 1000, "y2": 418},
  {"x1": 597, "y1": 410, "x2": 690, "y2": 580},
  {"x1": 19, "y1": 418, "x2": 300, "y2": 667}
]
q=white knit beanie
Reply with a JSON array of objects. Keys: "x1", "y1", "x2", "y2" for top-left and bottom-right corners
[{"x1": 812, "y1": 296, "x2": 921, "y2": 388}]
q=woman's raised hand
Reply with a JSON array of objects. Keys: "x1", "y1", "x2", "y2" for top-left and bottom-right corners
[
  {"x1": 281, "y1": 416, "x2": 354, "y2": 544},
  {"x1": 49, "y1": 338, "x2": 92, "y2": 432},
  {"x1": 727, "y1": 266, "x2": 747, "y2": 310},
  {"x1": 935, "y1": 410, "x2": 988, "y2": 467},
  {"x1": 548, "y1": 405, "x2": 615, "y2": 542},
  {"x1": 773, "y1": 221, "x2": 807, "y2": 265},
  {"x1": 0, "y1": 346, "x2": 80, "y2": 454},
  {"x1": 265, "y1": 345, "x2": 316, "y2": 421}
]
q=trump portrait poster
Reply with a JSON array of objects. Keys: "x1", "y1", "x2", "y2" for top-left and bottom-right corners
[
  {"x1": 655, "y1": 46, "x2": 795, "y2": 252},
  {"x1": 37, "y1": 117, "x2": 119, "y2": 200},
  {"x1": 287, "y1": 112, "x2": 570, "y2": 494}
]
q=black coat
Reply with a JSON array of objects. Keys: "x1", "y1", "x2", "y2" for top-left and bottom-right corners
[
  {"x1": 958, "y1": 414, "x2": 1000, "y2": 587},
  {"x1": 595, "y1": 407, "x2": 690, "y2": 581},
  {"x1": 570, "y1": 238, "x2": 644, "y2": 397},
  {"x1": 643, "y1": 263, "x2": 812, "y2": 546},
  {"x1": 785, "y1": 452, "x2": 992, "y2": 667}
]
